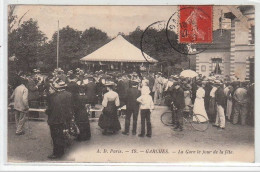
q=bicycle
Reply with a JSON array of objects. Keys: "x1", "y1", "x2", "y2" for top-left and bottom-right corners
[{"x1": 161, "y1": 105, "x2": 209, "y2": 132}]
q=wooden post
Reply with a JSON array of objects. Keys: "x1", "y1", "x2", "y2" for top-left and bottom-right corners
[{"x1": 120, "y1": 62, "x2": 123, "y2": 73}]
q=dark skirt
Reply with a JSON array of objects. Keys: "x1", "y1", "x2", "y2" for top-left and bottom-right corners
[
  {"x1": 98, "y1": 101, "x2": 121, "y2": 131},
  {"x1": 75, "y1": 108, "x2": 91, "y2": 141},
  {"x1": 76, "y1": 122, "x2": 91, "y2": 141}
]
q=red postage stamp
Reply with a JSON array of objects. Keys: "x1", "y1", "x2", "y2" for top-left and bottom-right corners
[{"x1": 179, "y1": 5, "x2": 213, "y2": 43}]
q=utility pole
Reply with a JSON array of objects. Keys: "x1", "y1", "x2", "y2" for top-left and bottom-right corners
[
  {"x1": 220, "y1": 10, "x2": 223, "y2": 36},
  {"x1": 57, "y1": 20, "x2": 59, "y2": 69}
]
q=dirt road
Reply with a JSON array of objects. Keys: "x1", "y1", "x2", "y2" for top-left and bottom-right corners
[{"x1": 8, "y1": 106, "x2": 254, "y2": 163}]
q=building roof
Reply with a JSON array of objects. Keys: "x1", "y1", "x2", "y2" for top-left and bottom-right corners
[
  {"x1": 193, "y1": 29, "x2": 231, "y2": 50},
  {"x1": 238, "y1": 5, "x2": 254, "y2": 14},
  {"x1": 80, "y1": 35, "x2": 158, "y2": 63}
]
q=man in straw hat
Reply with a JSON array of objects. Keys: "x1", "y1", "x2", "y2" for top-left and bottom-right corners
[{"x1": 45, "y1": 80, "x2": 73, "y2": 159}]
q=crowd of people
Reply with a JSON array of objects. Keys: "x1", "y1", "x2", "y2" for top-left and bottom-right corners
[
  {"x1": 9, "y1": 67, "x2": 254, "y2": 159},
  {"x1": 163, "y1": 74, "x2": 254, "y2": 131}
]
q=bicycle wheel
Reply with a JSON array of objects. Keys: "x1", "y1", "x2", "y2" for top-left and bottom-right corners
[
  {"x1": 190, "y1": 114, "x2": 209, "y2": 132},
  {"x1": 161, "y1": 111, "x2": 174, "y2": 126}
]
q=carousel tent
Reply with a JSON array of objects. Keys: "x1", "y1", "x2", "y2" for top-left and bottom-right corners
[{"x1": 80, "y1": 35, "x2": 158, "y2": 63}]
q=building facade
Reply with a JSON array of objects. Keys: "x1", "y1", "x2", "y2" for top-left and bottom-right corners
[
  {"x1": 196, "y1": 6, "x2": 255, "y2": 81},
  {"x1": 195, "y1": 30, "x2": 231, "y2": 77}
]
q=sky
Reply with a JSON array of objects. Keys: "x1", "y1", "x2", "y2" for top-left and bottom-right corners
[{"x1": 12, "y1": 5, "x2": 231, "y2": 40}]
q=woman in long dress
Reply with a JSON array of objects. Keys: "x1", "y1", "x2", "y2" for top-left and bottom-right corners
[
  {"x1": 98, "y1": 81, "x2": 121, "y2": 135},
  {"x1": 74, "y1": 85, "x2": 91, "y2": 141},
  {"x1": 226, "y1": 85, "x2": 234, "y2": 121},
  {"x1": 208, "y1": 84, "x2": 217, "y2": 123},
  {"x1": 193, "y1": 81, "x2": 208, "y2": 122}
]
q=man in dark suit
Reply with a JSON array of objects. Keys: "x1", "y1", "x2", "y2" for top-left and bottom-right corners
[
  {"x1": 204, "y1": 80, "x2": 213, "y2": 115},
  {"x1": 67, "y1": 74, "x2": 79, "y2": 95},
  {"x1": 117, "y1": 75, "x2": 129, "y2": 107},
  {"x1": 172, "y1": 82, "x2": 185, "y2": 131},
  {"x1": 85, "y1": 76, "x2": 97, "y2": 117},
  {"x1": 66, "y1": 74, "x2": 79, "y2": 116},
  {"x1": 27, "y1": 75, "x2": 40, "y2": 118},
  {"x1": 122, "y1": 80, "x2": 141, "y2": 135},
  {"x1": 85, "y1": 76, "x2": 97, "y2": 105},
  {"x1": 46, "y1": 80, "x2": 73, "y2": 159}
]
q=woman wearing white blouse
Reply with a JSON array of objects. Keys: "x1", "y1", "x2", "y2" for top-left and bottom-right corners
[{"x1": 98, "y1": 81, "x2": 121, "y2": 135}]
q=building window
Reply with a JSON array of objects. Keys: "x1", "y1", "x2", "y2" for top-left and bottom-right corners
[
  {"x1": 250, "y1": 25, "x2": 255, "y2": 45},
  {"x1": 212, "y1": 58, "x2": 222, "y2": 74},
  {"x1": 201, "y1": 65, "x2": 206, "y2": 72}
]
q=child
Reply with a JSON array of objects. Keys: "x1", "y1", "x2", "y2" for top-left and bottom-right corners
[{"x1": 137, "y1": 87, "x2": 154, "y2": 137}]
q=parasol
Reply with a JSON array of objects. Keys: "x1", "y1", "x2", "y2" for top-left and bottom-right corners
[{"x1": 180, "y1": 69, "x2": 198, "y2": 78}]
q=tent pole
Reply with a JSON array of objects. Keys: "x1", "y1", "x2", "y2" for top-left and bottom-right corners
[{"x1": 120, "y1": 62, "x2": 123, "y2": 73}]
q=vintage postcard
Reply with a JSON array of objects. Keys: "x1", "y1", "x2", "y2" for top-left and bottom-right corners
[{"x1": 3, "y1": 2, "x2": 257, "y2": 166}]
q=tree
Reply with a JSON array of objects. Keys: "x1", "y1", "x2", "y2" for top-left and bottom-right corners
[
  {"x1": 8, "y1": 5, "x2": 29, "y2": 34},
  {"x1": 8, "y1": 19, "x2": 47, "y2": 72},
  {"x1": 8, "y1": 5, "x2": 17, "y2": 34},
  {"x1": 125, "y1": 26, "x2": 143, "y2": 49},
  {"x1": 36, "y1": 26, "x2": 110, "y2": 71},
  {"x1": 48, "y1": 26, "x2": 82, "y2": 70},
  {"x1": 126, "y1": 27, "x2": 188, "y2": 68},
  {"x1": 80, "y1": 27, "x2": 110, "y2": 57}
]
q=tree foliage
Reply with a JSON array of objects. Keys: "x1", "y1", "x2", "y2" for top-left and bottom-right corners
[
  {"x1": 47, "y1": 26, "x2": 82, "y2": 70},
  {"x1": 8, "y1": 19, "x2": 189, "y2": 73},
  {"x1": 8, "y1": 19, "x2": 47, "y2": 72},
  {"x1": 8, "y1": 5, "x2": 29, "y2": 34},
  {"x1": 80, "y1": 27, "x2": 110, "y2": 57},
  {"x1": 125, "y1": 26, "x2": 188, "y2": 70}
]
